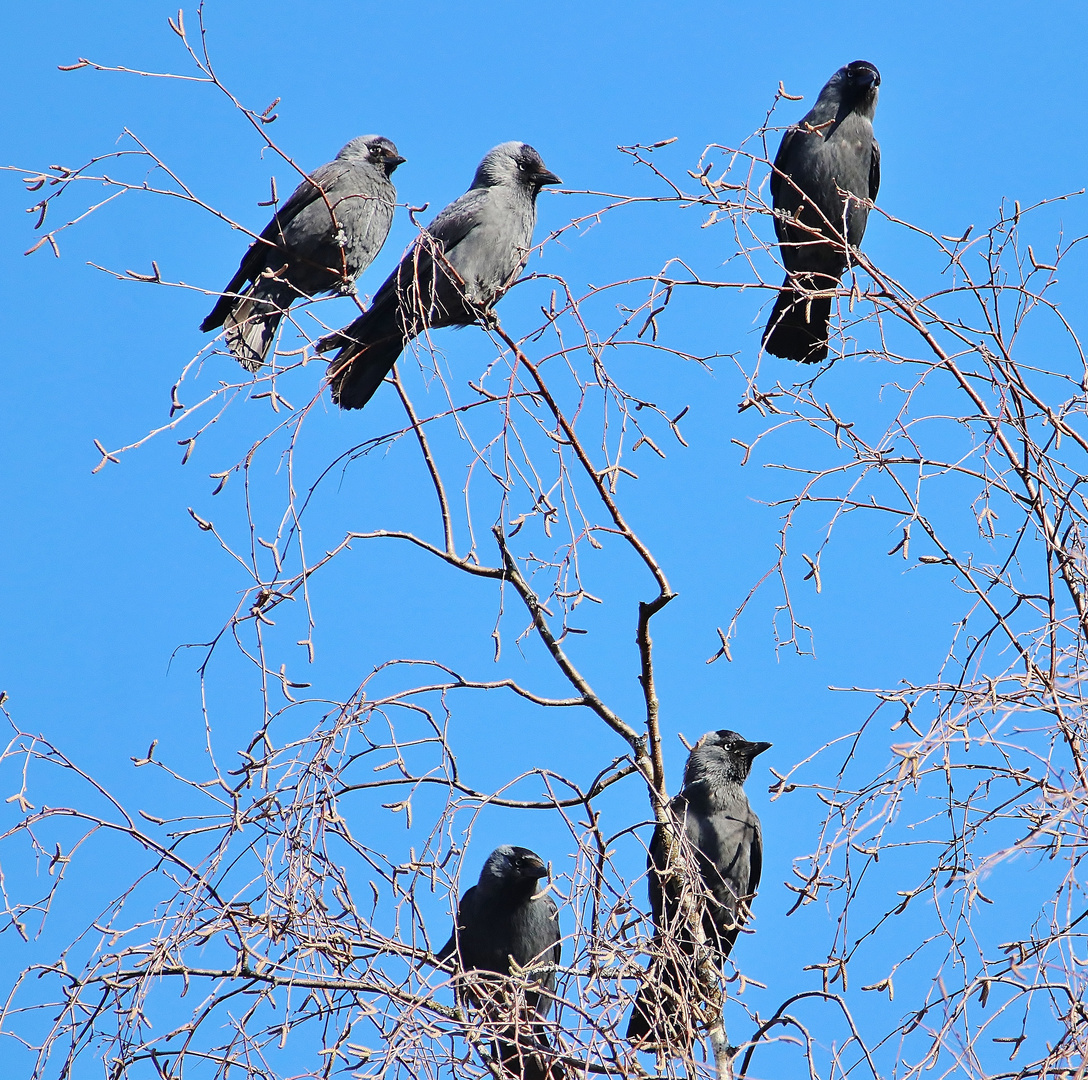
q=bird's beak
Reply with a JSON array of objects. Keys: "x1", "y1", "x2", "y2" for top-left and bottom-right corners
[
  {"x1": 856, "y1": 70, "x2": 879, "y2": 90},
  {"x1": 741, "y1": 741, "x2": 772, "y2": 760},
  {"x1": 533, "y1": 169, "x2": 563, "y2": 187},
  {"x1": 526, "y1": 856, "x2": 549, "y2": 879},
  {"x1": 390, "y1": 154, "x2": 407, "y2": 166}
]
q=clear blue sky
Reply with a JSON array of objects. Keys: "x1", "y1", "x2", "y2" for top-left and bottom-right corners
[{"x1": 4, "y1": 2, "x2": 1087, "y2": 1076}]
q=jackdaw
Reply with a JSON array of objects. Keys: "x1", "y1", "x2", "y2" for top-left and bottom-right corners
[
  {"x1": 436, "y1": 845, "x2": 563, "y2": 1080},
  {"x1": 763, "y1": 61, "x2": 881, "y2": 364},
  {"x1": 201, "y1": 135, "x2": 405, "y2": 371},
  {"x1": 626, "y1": 730, "x2": 771, "y2": 1049},
  {"x1": 318, "y1": 142, "x2": 561, "y2": 411}
]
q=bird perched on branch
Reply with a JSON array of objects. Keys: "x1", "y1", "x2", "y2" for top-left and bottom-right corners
[
  {"x1": 437, "y1": 845, "x2": 563, "y2": 1080},
  {"x1": 763, "y1": 60, "x2": 881, "y2": 364},
  {"x1": 201, "y1": 135, "x2": 404, "y2": 370},
  {"x1": 626, "y1": 730, "x2": 771, "y2": 1050},
  {"x1": 318, "y1": 141, "x2": 561, "y2": 411}
]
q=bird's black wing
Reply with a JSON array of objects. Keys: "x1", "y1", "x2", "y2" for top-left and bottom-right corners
[
  {"x1": 869, "y1": 138, "x2": 881, "y2": 202},
  {"x1": 389, "y1": 190, "x2": 485, "y2": 313},
  {"x1": 201, "y1": 161, "x2": 351, "y2": 331},
  {"x1": 514, "y1": 892, "x2": 564, "y2": 1080},
  {"x1": 436, "y1": 885, "x2": 477, "y2": 963},
  {"x1": 523, "y1": 892, "x2": 561, "y2": 1018},
  {"x1": 626, "y1": 800, "x2": 702, "y2": 1047},
  {"x1": 645, "y1": 795, "x2": 687, "y2": 928},
  {"x1": 769, "y1": 127, "x2": 806, "y2": 249},
  {"x1": 747, "y1": 819, "x2": 763, "y2": 897},
  {"x1": 234, "y1": 162, "x2": 352, "y2": 281},
  {"x1": 768, "y1": 127, "x2": 797, "y2": 210},
  {"x1": 534, "y1": 893, "x2": 562, "y2": 992},
  {"x1": 427, "y1": 186, "x2": 489, "y2": 252},
  {"x1": 546, "y1": 895, "x2": 561, "y2": 967},
  {"x1": 275, "y1": 160, "x2": 351, "y2": 223},
  {"x1": 356, "y1": 188, "x2": 486, "y2": 328}
]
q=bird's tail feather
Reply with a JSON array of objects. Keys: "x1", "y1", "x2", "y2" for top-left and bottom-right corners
[
  {"x1": 200, "y1": 291, "x2": 236, "y2": 335},
  {"x1": 627, "y1": 940, "x2": 727, "y2": 1053},
  {"x1": 216, "y1": 280, "x2": 295, "y2": 371},
  {"x1": 624, "y1": 982, "x2": 657, "y2": 1044},
  {"x1": 762, "y1": 278, "x2": 834, "y2": 364},
  {"x1": 326, "y1": 331, "x2": 407, "y2": 411},
  {"x1": 625, "y1": 957, "x2": 691, "y2": 1050},
  {"x1": 495, "y1": 1028, "x2": 564, "y2": 1080}
]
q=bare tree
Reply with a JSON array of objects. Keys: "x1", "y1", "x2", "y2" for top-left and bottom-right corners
[{"x1": 4, "y1": 14, "x2": 1088, "y2": 1080}]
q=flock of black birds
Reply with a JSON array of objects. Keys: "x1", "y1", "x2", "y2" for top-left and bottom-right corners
[
  {"x1": 199, "y1": 57, "x2": 878, "y2": 1069},
  {"x1": 201, "y1": 59, "x2": 881, "y2": 397}
]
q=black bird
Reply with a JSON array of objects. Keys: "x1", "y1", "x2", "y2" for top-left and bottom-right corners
[
  {"x1": 201, "y1": 135, "x2": 404, "y2": 370},
  {"x1": 319, "y1": 141, "x2": 561, "y2": 411},
  {"x1": 437, "y1": 845, "x2": 562, "y2": 1080},
  {"x1": 627, "y1": 730, "x2": 771, "y2": 1049},
  {"x1": 763, "y1": 61, "x2": 881, "y2": 364}
]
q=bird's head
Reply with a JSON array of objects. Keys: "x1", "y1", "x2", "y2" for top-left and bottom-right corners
[
  {"x1": 471, "y1": 142, "x2": 562, "y2": 196},
  {"x1": 685, "y1": 730, "x2": 772, "y2": 785},
  {"x1": 477, "y1": 845, "x2": 550, "y2": 893},
  {"x1": 339, "y1": 135, "x2": 406, "y2": 177},
  {"x1": 824, "y1": 60, "x2": 881, "y2": 119}
]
